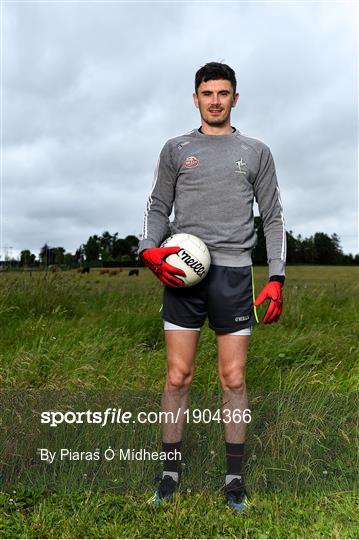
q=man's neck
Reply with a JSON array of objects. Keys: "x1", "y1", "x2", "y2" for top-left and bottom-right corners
[{"x1": 199, "y1": 123, "x2": 235, "y2": 135}]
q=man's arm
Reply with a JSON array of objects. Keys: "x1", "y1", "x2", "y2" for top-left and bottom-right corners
[
  {"x1": 139, "y1": 141, "x2": 177, "y2": 254},
  {"x1": 253, "y1": 144, "x2": 286, "y2": 278},
  {"x1": 253, "y1": 145, "x2": 286, "y2": 324},
  {"x1": 138, "y1": 141, "x2": 185, "y2": 288}
]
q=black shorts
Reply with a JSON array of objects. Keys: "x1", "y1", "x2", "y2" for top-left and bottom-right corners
[{"x1": 162, "y1": 264, "x2": 257, "y2": 333}]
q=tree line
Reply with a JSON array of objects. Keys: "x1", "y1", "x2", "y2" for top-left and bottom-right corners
[
  {"x1": 19, "y1": 232, "x2": 140, "y2": 267},
  {"x1": 15, "y1": 221, "x2": 359, "y2": 267},
  {"x1": 252, "y1": 218, "x2": 358, "y2": 265}
]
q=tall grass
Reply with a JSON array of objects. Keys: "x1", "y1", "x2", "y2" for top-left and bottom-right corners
[
  {"x1": 0, "y1": 266, "x2": 358, "y2": 538},
  {"x1": 0, "y1": 266, "x2": 357, "y2": 390}
]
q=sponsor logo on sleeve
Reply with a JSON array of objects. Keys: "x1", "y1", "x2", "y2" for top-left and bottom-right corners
[{"x1": 177, "y1": 141, "x2": 190, "y2": 150}]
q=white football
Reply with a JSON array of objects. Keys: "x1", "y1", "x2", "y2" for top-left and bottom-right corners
[{"x1": 160, "y1": 233, "x2": 211, "y2": 287}]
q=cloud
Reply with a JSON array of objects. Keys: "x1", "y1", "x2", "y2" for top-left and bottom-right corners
[{"x1": 2, "y1": 1, "x2": 357, "y2": 258}]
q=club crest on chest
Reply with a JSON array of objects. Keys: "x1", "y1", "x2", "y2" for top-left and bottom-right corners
[
  {"x1": 235, "y1": 159, "x2": 247, "y2": 174},
  {"x1": 184, "y1": 156, "x2": 199, "y2": 169}
]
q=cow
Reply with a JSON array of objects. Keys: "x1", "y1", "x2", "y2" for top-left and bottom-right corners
[
  {"x1": 80, "y1": 267, "x2": 90, "y2": 274},
  {"x1": 128, "y1": 269, "x2": 139, "y2": 276}
]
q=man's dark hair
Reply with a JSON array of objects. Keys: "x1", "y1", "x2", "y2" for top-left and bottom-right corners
[{"x1": 195, "y1": 62, "x2": 237, "y2": 94}]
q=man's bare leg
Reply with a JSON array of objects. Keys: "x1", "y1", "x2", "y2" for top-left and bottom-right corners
[
  {"x1": 162, "y1": 330, "x2": 199, "y2": 441},
  {"x1": 160, "y1": 330, "x2": 199, "y2": 483},
  {"x1": 217, "y1": 334, "x2": 250, "y2": 486}
]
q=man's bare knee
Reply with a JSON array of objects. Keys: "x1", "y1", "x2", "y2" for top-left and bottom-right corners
[
  {"x1": 166, "y1": 368, "x2": 193, "y2": 391},
  {"x1": 220, "y1": 370, "x2": 246, "y2": 392}
]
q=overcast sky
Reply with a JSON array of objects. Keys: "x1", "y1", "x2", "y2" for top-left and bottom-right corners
[{"x1": 1, "y1": 0, "x2": 358, "y2": 260}]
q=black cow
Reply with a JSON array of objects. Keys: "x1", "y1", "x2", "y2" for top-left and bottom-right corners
[
  {"x1": 80, "y1": 267, "x2": 90, "y2": 274},
  {"x1": 128, "y1": 269, "x2": 139, "y2": 276}
]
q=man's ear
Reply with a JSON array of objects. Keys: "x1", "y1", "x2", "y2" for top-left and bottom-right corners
[
  {"x1": 232, "y1": 92, "x2": 240, "y2": 108},
  {"x1": 193, "y1": 92, "x2": 199, "y2": 109}
]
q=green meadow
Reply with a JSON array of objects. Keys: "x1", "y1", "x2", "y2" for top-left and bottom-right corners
[{"x1": 0, "y1": 266, "x2": 358, "y2": 539}]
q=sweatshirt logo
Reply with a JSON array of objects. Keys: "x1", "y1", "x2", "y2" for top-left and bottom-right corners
[
  {"x1": 184, "y1": 156, "x2": 199, "y2": 168},
  {"x1": 235, "y1": 159, "x2": 247, "y2": 174}
]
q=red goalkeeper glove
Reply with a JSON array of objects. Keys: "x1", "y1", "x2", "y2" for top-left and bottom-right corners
[
  {"x1": 254, "y1": 280, "x2": 283, "y2": 324},
  {"x1": 140, "y1": 246, "x2": 186, "y2": 288}
]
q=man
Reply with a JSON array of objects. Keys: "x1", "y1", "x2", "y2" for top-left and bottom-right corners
[{"x1": 138, "y1": 62, "x2": 286, "y2": 511}]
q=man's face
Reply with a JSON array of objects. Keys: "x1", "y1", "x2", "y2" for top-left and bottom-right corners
[{"x1": 193, "y1": 79, "x2": 239, "y2": 127}]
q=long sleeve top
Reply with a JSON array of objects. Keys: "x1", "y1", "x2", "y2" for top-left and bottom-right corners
[{"x1": 139, "y1": 128, "x2": 286, "y2": 277}]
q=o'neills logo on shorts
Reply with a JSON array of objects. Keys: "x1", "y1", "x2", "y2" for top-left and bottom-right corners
[
  {"x1": 235, "y1": 315, "x2": 250, "y2": 322},
  {"x1": 184, "y1": 156, "x2": 199, "y2": 168},
  {"x1": 179, "y1": 249, "x2": 206, "y2": 277}
]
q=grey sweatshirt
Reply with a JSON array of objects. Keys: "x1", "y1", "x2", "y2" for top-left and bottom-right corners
[{"x1": 139, "y1": 128, "x2": 286, "y2": 277}]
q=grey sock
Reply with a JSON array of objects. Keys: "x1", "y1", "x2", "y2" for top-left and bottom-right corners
[
  {"x1": 225, "y1": 474, "x2": 242, "y2": 485},
  {"x1": 162, "y1": 470, "x2": 179, "y2": 483}
]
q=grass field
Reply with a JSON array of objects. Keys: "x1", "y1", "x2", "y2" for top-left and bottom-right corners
[{"x1": 0, "y1": 265, "x2": 358, "y2": 538}]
